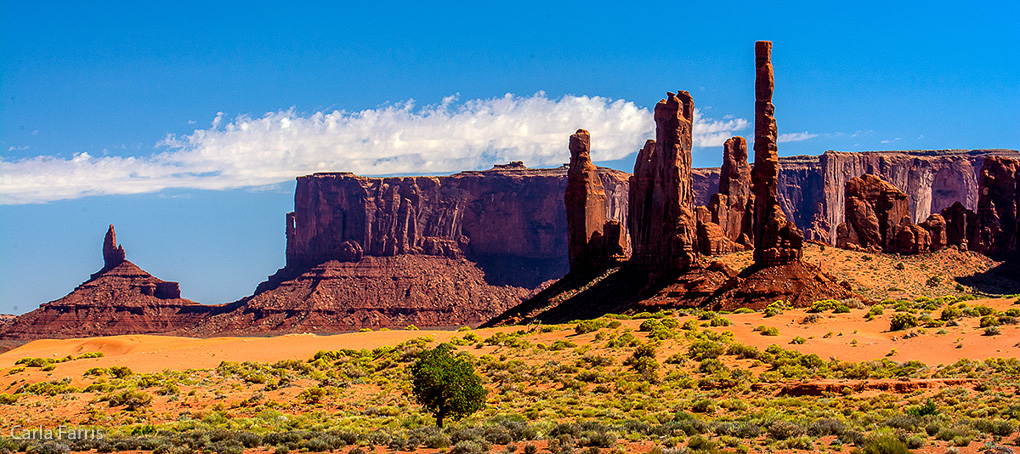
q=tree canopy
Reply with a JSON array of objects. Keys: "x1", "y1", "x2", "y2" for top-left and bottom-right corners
[{"x1": 409, "y1": 343, "x2": 487, "y2": 428}]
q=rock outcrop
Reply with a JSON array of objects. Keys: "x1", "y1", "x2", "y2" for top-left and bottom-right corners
[
  {"x1": 0, "y1": 227, "x2": 210, "y2": 340},
  {"x1": 806, "y1": 149, "x2": 1018, "y2": 244},
  {"x1": 565, "y1": 129, "x2": 625, "y2": 273},
  {"x1": 836, "y1": 174, "x2": 911, "y2": 252},
  {"x1": 752, "y1": 41, "x2": 803, "y2": 267},
  {"x1": 101, "y1": 225, "x2": 126, "y2": 272},
  {"x1": 628, "y1": 92, "x2": 701, "y2": 272}
]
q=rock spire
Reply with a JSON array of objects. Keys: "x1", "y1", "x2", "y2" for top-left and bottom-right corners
[
  {"x1": 628, "y1": 91, "x2": 700, "y2": 272},
  {"x1": 751, "y1": 41, "x2": 802, "y2": 267}
]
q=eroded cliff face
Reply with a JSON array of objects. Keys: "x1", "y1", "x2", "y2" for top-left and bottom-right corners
[
  {"x1": 807, "y1": 149, "x2": 1018, "y2": 244},
  {"x1": 284, "y1": 163, "x2": 631, "y2": 289}
]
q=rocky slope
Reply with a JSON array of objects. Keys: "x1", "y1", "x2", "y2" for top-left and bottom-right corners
[{"x1": 183, "y1": 256, "x2": 530, "y2": 336}]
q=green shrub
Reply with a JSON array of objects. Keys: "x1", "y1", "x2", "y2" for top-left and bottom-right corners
[
  {"x1": 984, "y1": 326, "x2": 1002, "y2": 336},
  {"x1": 709, "y1": 317, "x2": 731, "y2": 327},
  {"x1": 726, "y1": 343, "x2": 760, "y2": 360},
  {"x1": 790, "y1": 336, "x2": 806, "y2": 344},
  {"x1": 110, "y1": 366, "x2": 133, "y2": 378},
  {"x1": 889, "y1": 313, "x2": 918, "y2": 331},
  {"x1": 856, "y1": 435, "x2": 910, "y2": 454},
  {"x1": 764, "y1": 301, "x2": 786, "y2": 317},
  {"x1": 757, "y1": 326, "x2": 780, "y2": 336},
  {"x1": 906, "y1": 398, "x2": 938, "y2": 417},
  {"x1": 974, "y1": 305, "x2": 996, "y2": 316},
  {"x1": 809, "y1": 299, "x2": 839, "y2": 313},
  {"x1": 941, "y1": 304, "x2": 965, "y2": 320},
  {"x1": 865, "y1": 305, "x2": 885, "y2": 318},
  {"x1": 979, "y1": 315, "x2": 1000, "y2": 327},
  {"x1": 299, "y1": 387, "x2": 326, "y2": 404},
  {"x1": 101, "y1": 389, "x2": 152, "y2": 411},
  {"x1": 575, "y1": 319, "x2": 606, "y2": 335},
  {"x1": 0, "y1": 393, "x2": 18, "y2": 404},
  {"x1": 688, "y1": 340, "x2": 726, "y2": 360}
]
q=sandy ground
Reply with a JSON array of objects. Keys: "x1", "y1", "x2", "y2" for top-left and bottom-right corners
[{"x1": 2, "y1": 298, "x2": 1014, "y2": 379}]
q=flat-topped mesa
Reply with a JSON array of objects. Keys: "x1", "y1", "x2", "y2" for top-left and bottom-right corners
[
  {"x1": 565, "y1": 129, "x2": 624, "y2": 273},
  {"x1": 752, "y1": 41, "x2": 803, "y2": 267},
  {"x1": 102, "y1": 225, "x2": 126, "y2": 271},
  {"x1": 628, "y1": 91, "x2": 701, "y2": 272}
]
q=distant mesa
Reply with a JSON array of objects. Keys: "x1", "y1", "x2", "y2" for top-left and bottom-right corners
[{"x1": 0, "y1": 225, "x2": 209, "y2": 340}]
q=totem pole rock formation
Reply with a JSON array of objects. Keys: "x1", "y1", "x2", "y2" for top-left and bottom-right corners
[
  {"x1": 628, "y1": 91, "x2": 701, "y2": 272},
  {"x1": 565, "y1": 129, "x2": 625, "y2": 273},
  {"x1": 751, "y1": 41, "x2": 803, "y2": 267}
]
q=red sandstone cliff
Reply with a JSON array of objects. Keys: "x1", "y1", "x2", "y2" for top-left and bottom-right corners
[{"x1": 283, "y1": 163, "x2": 630, "y2": 289}]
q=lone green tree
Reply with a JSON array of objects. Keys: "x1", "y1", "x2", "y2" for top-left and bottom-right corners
[{"x1": 409, "y1": 344, "x2": 487, "y2": 428}]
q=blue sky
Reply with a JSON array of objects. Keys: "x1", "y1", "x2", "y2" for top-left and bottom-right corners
[{"x1": 2, "y1": 1, "x2": 1018, "y2": 314}]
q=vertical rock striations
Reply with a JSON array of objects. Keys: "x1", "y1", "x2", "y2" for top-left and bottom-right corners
[
  {"x1": 628, "y1": 91, "x2": 701, "y2": 272},
  {"x1": 565, "y1": 129, "x2": 624, "y2": 273},
  {"x1": 751, "y1": 41, "x2": 803, "y2": 267}
]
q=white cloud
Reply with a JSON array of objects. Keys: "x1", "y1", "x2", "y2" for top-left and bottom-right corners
[
  {"x1": 777, "y1": 132, "x2": 818, "y2": 143},
  {"x1": 880, "y1": 137, "x2": 902, "y2": 144},
  {"x1": 0, "y1": 92, "x2": 749, "y2": 205}
]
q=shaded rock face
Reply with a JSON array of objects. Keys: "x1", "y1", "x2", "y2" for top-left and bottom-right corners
[
  {"x1": 286, "y1": 164, "x2": 631, "y2": 288},
  {"x1": 942, "y1": 201, "x2": 976, "y2": 250},
  {"x1": 0, "y1": 227, "x2": 206, "y2": 340},
  {"x1": 971, "y1": 156, "x2": 1019, "y2": 256},
  {"x1": 187, "y1": 256, "x2": 530, "y2": 336},
  {"x1": 628, "y1": 91, "x2": 700, "y2": 272},
  {"x1": 564, "y1": 129, "x2": 624, "y2": 272},
  {"x1": 752, "y1": 41, "x2": 802, "y2": 267}
]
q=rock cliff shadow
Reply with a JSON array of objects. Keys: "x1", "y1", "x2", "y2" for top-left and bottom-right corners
[
  {"x1": 468, "y1": 254, "x2": 570, "y2": 289},
  {"x1": 957, "y1": 258, "x2": 1020, "y2": 296}
]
